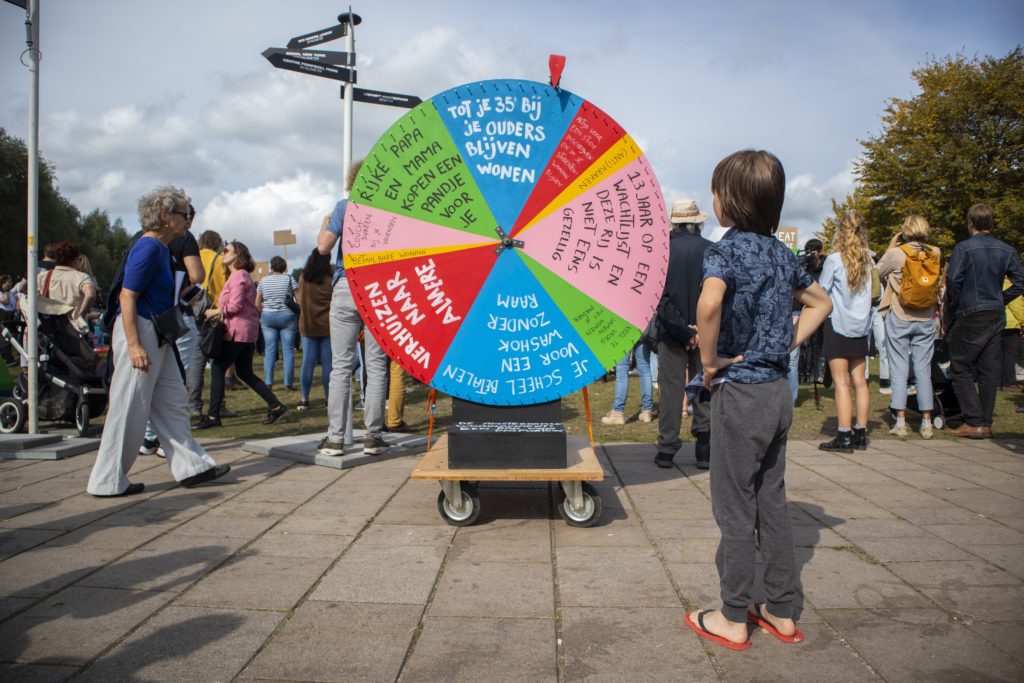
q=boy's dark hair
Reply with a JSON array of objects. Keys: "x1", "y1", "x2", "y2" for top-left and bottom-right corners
[
  {"x1": 967, "y1": 203, "x2": 994, "y2": 231},
  {"x1": 711, "y1": 149, "x2": 785, "y2": 237},
  {"x1": 198, "y1": 230, "x2": 223, "y2": 251},
  {"x1": 270, "y1": 255, "x2": 287, "y2": 273}
]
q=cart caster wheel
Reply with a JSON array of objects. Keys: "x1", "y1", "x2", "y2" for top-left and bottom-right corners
[
  {"x1": 0, "y1": 398, "x2": 26, "y2": 434},
  {"x1": 75, "y1": 400, "x2": 90, "y2": 437},
  {"x1": 557, "y1": 482, "x2": 603, "y2": 528},
  {"x1": 932, "y1": 415, "x2": 944, "y2": 431},
  {"x1": 437, "y1": 483, "x2": 481, "y2": 527}
]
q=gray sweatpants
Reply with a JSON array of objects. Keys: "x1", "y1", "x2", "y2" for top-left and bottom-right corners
[
  {"x1": 88, "y1": 317, "x2": 217, "y2": 495},
  {"x1": 326, "y1": 278, "x2": 388, "y2": 443},
  {"x1": 710, "y1": 378, "x2": 796, "y2": 623}
]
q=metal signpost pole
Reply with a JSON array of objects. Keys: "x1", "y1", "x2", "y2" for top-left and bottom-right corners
[
  {"x1": 25, "y1": 0, "x2": 40, "y2": 433},
  {"x1": 340, "y1": 9, "x2": 356, "y2": 199}
]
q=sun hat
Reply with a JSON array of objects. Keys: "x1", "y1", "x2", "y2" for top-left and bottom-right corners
[{"x1": 670, "y1": 199, "x2": 707, "y2": 224}]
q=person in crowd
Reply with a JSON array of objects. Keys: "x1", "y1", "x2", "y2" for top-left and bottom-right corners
[
  {"x1": 685, "y1": 149, "x2": 831, "y2": 650},
  {"x1": 187, "y1": 230, "x2": 236, "y2": 422},
  {"x1": 87, "y1": 186, "x2": 229, "y2": 496},
  {"x1": 944, "y1": 204, "x2": 1024, "y2": 438},
  {"x1": 0, "y1": 275, "x2": 16, "y2": 321},
  {"x1": 315, "y1": 160, "x2": 390, "y2": 457},
  {"x1": 196, "y1": 241, "x2": 288, "y2": 428},
  {"x1": 876, "y1": 215, "x2": 941, "y2": 438},
  {"x1": 38, "y1": 243, "x2": 55, "y2": 272},
  {"x1": 601, "y1": 341, "x2": 655, "y2": 425},
  {"x1": 818, "y1": 211, "x2": 874, "y2": 452},
  {"x1": 654, "y1": 198, "x2": 712, "y2": 468},
  {"x1": 0, "y1": 275, "x2": 16, "y2": 363},
  {"x1": 868, "y1": 252, "x2": 891, "y2": 394},
  {"x1": 386, "y1": 362, "x2": 413, "y2": 432},
  {"x1": 37, "y1": 241, "x2": 96, "y2": 323},
  {"x1": 1000, "y1": 277, "x2": 1023, "y2": 389},
  {"x1": 789, "y1": 239, "x2": 826, "y2": 402},
  {"x1": 140, "y1": 205, "x2": 204, "y2": 456},
  {"x1": 297, "y1": 248, "x2": 333, "y2": 410},
  {"x1": 256, "y1": 255, "x2": 298, "y2": 390}
]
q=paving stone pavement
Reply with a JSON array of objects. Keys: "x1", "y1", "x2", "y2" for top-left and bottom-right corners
[{"x1": 0, "y1": 435, "x2": 1022, "y2": 681}]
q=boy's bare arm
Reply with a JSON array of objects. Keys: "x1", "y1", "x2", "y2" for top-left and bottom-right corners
[
  {"x1": 697, "y1": 277, "x2": 743, "y2": 387},
  {"x1": 792, "y1": 281, "x2": 832, "y2": 350}
]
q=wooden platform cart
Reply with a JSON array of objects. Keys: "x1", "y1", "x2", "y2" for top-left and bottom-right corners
[{"x1": 411, "y1": 433, "x2": 605, "y2": 528}]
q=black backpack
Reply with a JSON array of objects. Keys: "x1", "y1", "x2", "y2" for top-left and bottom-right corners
[{"x1": 101, "y1": 231, "x2": 143, "y2": 334}]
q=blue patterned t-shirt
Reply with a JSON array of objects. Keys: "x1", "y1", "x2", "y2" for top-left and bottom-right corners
[{"x1": 702, "y1": 228, "x2": 814, "y2": 385}]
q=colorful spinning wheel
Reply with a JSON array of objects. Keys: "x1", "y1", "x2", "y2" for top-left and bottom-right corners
[{"x1": 345, "y1": 78, "x2": 669, "y2": 405}]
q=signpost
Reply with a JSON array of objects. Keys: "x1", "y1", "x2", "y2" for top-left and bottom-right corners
[
  {"x1": 351, "y1": 87, "x2": 421, "y2": 109},
  {"x1": 264, "y1": 9, "x2": 422, "y2": 446},
  {"x1": 261, "y1": 50, "x2": 356, "y2": 83},
  {"x1": 286, "y1": 23, "x2": 347, "y2": 49},
  {"x1": 263, "y1": 9, "x2": 422, "y2": 193},
  {"x1": 262, "y1": 47, "x2": 355, "y2": 67}
]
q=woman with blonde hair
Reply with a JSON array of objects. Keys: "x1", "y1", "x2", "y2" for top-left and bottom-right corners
[
  {"x1": 819, "y1": 211, "x2": 874, "y2": 452},
  {"x1": 877, "y1": 215, "x2": 941, "y2": 438}
]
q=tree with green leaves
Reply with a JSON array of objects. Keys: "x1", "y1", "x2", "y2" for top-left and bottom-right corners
[
  {"x1": 823, "y1": 48, "x2": 1023, "y2": 255},
  {"x1": 0, "y1": 128, "x2": 132, "y2": 292}
]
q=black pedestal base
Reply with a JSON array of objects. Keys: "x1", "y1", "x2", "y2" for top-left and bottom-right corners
[{"x1": 448, "y1": 398, "x2": 567, "y2": 469}]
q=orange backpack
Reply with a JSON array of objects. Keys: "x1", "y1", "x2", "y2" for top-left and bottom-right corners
[{"x1": 897, "y1": 243, "x2": 941, "y2": 310}]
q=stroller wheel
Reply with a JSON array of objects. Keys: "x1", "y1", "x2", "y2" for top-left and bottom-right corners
[
  {"x1": 933, "y1": 415, "x2": 944, "y2": 430},
  {"x1": 0, "y1": 398, "x2": 26, "y2": 434},
  {"x1": 75, "y1": 400, "x2": 90, "y2": 437}
]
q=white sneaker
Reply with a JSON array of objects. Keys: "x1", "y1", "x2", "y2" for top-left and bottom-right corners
[
  {"x1": 920, "y1": 421, "x2": 934, "y2": 440},
  {"x1": 638, "y1": 409, "x2": 655, "y2": 423},
  {"x1": 138, "y1": 438, "x2": 160, "y2": 455},
  {"x1": 889, "y1": 423, "x2": 908, "y2": 438},
  {"x1": 601, "y1": 410, "x2": 625, "y2": 425}
]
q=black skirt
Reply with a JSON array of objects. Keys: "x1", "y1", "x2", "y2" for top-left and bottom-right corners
[{"x1": 822, "y1": 318, "x2": 869, "y2": 358}]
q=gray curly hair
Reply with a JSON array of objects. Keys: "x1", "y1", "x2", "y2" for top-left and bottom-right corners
[{"x1": 138, "y1": 185, "x2": 191, "y2": 232}]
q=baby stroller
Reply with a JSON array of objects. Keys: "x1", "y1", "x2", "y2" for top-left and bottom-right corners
[
  {"x1": 890, "y1": 337, "x2": 962, "y2": 430},
  {"x1": 0, "y1": 300, "x2": 108, "y2": 436}
]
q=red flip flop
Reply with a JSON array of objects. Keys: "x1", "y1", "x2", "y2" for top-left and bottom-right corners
[
  {"x1": 684, "y1": 611, "x2": 752, "y2": 651},
  {"x1": 746, "y1": 605, "x2": 804, "y2": 643}
]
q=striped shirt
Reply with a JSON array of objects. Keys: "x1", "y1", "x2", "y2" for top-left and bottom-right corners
[{"x1": 257, "y1": 273, "x2": 297, "y2": 312}]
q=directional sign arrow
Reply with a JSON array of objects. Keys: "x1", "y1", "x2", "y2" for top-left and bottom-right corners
[
  {"x1": 263, "y1": 47, "x2": 355, "y2": 67},
  {"x1": 287, "y1": 23, "x2": 347, "y2": 49},
  {"x1": 263, "y1": 50, "x2": 357, "y2": 83},
  {"x1": 349, "y1": 87, "x2": 422, "y2": 109}
]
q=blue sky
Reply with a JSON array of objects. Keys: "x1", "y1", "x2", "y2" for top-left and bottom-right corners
[{"x1": 1, "y1": 0, "x2": 1021, "y2": 261}]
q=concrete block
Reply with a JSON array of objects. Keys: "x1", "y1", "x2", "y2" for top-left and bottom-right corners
[
  {"x1": 0, "y1": 586, "x2": 174, "y2": 665},
  {"x1": 176, "y1": 552, "x2": 334, "y2": 611},
  {"x1": 403, "y1": 616, "x2": 557, "y2": 682},
  {"x1": 241, "y1": 602, "x2": 421, "y2": 682},
  {"x1": 560, "y1": 606, "x2": 719, "y2": 681},
  {"x1": 556, "y1": 546, "x2": 677, "y2": 608},
  {"x1": 821, "y1": 608, "x2": 1023, "y2": 681},
  {"x1": 311, "y1": 544, "x2": 446, "y2": 605},
  {"x1": 429, "y1": 560, "x2": 553, "y2": 618},
  {"x1": 77, "y1": 606, "x2": 283, "y2": 682},
  {"x1": 0, "y1": 437, "x2": 99, "y2": 461},
  {"x1": 242, "y1": 431, "x2": 426, "y2": 470}
]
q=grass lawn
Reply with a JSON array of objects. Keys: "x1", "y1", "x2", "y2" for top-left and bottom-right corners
[{"x1": 78, "y1": 354, "x2": 1022, "y2": 445}]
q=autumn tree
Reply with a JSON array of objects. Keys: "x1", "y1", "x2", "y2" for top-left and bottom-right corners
[
  {"x1": 826, "y1": 48, "x2": 1024, "y2": 255},
  {"x1": 0, "y1": 128, "x2": 131, "y2": 291}
]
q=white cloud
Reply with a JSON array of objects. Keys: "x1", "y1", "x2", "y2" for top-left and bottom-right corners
[{"x1": 194, "y1": 173, "x2": 340, "y2": 268}]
